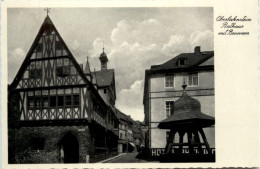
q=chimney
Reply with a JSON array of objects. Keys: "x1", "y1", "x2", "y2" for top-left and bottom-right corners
[{"x1": 194, "y1": 46, "x2": 201, "y2": 55}]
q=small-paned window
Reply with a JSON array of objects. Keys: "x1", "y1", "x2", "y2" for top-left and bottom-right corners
[
  {"x1": 165, "y1": 75, "x2": 174, "y2": 88},
  {"x1": 31, "y1": 138, "x2": 45, "y2": 150},
  {"x1": 36, "y1": 69, "x2": 42, "y2": 79},
  {"x1": 28, "y1": 69, "x2": 42, "y2": 79},
  {"x1": 65, "y1": 95, "x2": 72, "y2": 106},
  {"x1": 56, "y1": 66, "x2": 70, "y2": 77},
  {"x1": 42, "y1": 97, "x2": 49, "y2": 108},
  {"x1": 58, "y1": 96, "x2": 64, "y2": 107},
  {"x1": 28, "y1": 98, "x2": 34, "y2": 108},
  {"x1": 188, "y1": 73, "x2": 199, "y2": 86},
  {"x1": 73, "y1": 95, "x2": 79, "y2": 106},
  {"x1": 50, "y1": 96, "x2": 56, "y2": 107},
  {"x1": 35, "y1": 97, "x2": 41, "y2": 108},
  {"x1": 166, "y1": 101, "x2": 174, "y2": 117}
]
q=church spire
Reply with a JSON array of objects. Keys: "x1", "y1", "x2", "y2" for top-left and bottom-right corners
[
  {"x1": 99, "y1": 42, "x2": 108, "y2": 70},
  {"x1": 84, "y1": 53, "x2": 92, "y2": 82}
]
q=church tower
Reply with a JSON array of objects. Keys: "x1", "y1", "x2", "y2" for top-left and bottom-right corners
[{"x1": 99, "y1": 47, "x2": 108, "y2": 70}]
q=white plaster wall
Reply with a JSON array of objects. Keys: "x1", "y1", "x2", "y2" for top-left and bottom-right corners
[{"x1": 149, "y1": 70, "x2": 215, "y2": 148}]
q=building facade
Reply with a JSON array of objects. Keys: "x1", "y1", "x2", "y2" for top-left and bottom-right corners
[
  {"x1": 8, "y1": 15, "x2": 119, "y2": 163},
  {"x1": 116, "y1": 110, "x2": 135, "y2": 153},
  {"x1": 143, "y1": 46, "x2": 215, "y2": 157}
]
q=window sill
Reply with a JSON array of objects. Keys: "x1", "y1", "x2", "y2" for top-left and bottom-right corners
[{"x1": 187, "y1": 85, "x2": 199, "y2": 88}]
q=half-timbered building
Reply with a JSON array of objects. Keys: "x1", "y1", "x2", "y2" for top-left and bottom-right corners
[{"x1": 8, "y1": 15, "x2": 119, "y2": 163}]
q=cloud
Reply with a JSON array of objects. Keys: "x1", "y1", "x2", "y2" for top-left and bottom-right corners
[
  {"x1": 116, "y1": 80, "x2": 144, "y2": 121},
  {"x1": 161, "y1": 30, "x2": 214, "y2": 57},
  {"x1": 110, "y1": 18, "x2": 174, "y2": 46},
  {"x1": 161, "y1": 35, "x2": 191, "y2": 56},
  {"x1": 87, "y1": 19, "x2": 213, "y2": 121},
  {"x1": 109, "y1": 41, "x2": 163, "y2": 91},
  {"x1": 190, "y1": 30, "x2": 214, "y2": 51}
]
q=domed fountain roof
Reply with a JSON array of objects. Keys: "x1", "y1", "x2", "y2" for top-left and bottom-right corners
[{"x1": 158, "y1": 84, "x2": 215, "y2": 129}]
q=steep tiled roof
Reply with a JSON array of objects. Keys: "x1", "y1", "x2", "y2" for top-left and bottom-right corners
[
  {"x1": 151, "y1": 51, "x2": 214, "y2": 71},
  {"x1": 91, "y1": 69, "x2": 114, "y2": 87}
]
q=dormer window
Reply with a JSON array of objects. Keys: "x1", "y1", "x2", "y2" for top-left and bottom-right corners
[{"x1": 177, "y1": 58, "x2": 187, "y2": 66}]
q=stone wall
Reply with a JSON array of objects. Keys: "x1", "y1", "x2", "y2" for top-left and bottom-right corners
[{"x1": 10, "y1": 125, "x2": 95, "y2": 163}]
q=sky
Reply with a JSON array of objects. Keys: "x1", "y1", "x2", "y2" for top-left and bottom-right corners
[{"x1": 7, "y1": 8, "x2": 213, "y2": 121}]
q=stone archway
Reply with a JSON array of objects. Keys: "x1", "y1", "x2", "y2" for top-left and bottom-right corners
[{"x1": 60, "y1": 133, "x2": 79, "y2": 163}]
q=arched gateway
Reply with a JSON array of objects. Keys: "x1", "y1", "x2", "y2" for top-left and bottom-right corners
[{"x1": 59, "y1": 133, "x2": 79, "y2": 163}]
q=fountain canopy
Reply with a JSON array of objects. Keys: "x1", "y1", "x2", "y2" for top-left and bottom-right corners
[{"x1": 158, "y1": 84, "x2": 215, "y2": 129}]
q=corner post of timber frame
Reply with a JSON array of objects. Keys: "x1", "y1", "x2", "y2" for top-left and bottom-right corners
[
  {"x1": 164, "y1": 129, "x2": 176, "y2": 154},
  {"x1": 198, "y1": 128, "x2": 212, "y2": 154}
]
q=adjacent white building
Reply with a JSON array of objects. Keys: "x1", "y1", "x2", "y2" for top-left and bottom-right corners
[{"x1": 143, "y1": 46, "x2": 215, "y2": 157}]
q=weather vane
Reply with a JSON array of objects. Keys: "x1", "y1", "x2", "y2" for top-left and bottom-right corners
[
  {"x1": 44, "y1": 7, "x2": 51, "y2": 16},
  {"x1": 103, "y1": 40, "x2": 105, "y2": 52}
]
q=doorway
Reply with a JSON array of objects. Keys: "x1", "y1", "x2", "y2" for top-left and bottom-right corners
[{"x1": 60, "y1": 133, "x2": 79, "y2": 163}]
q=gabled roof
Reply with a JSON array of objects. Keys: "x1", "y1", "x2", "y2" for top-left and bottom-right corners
[
  {"x1": 9, "y1": 15, "x2": 91, "y2": 90},
  {"x1": 151, "y1": 51, "x2": 214, "y2": 71},
  {"x1": 92, "y1": 69, "x2": 114, "y2": 87}
]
